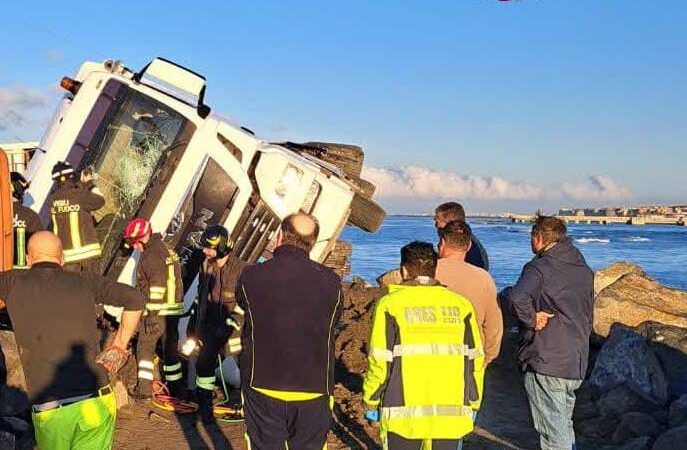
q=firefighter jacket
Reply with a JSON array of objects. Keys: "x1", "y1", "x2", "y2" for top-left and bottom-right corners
[
  {"x1": 362, "y1": 277, "x2": 485, "y2": 441},
  {"x1": 12, "y1": 202, "x2": 43, "y2": 268},
  {"x1": 195, "y1": 255, "x2": 248, "y2": 355},
  {"x1": 136, "y1": 234, "x2": 184, "y2": 316},
  {"x1": 47, "y1": 181, "x2": 105, "y2": 264}
]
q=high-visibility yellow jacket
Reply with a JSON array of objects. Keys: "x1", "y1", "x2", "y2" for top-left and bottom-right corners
[{"x1": 363, "y1": 278, "x2": 485, "y2": 441}]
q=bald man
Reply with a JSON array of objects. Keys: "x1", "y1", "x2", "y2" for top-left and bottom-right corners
[
  {"x1": 237, "y1": 213, "x2": 342, "y2": 449},
  {"x1": 0, "y1": 231, "x2": 145, "y2": 450}
]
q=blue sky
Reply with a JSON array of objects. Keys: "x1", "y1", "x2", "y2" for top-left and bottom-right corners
[{"x1": 1, "y1": 1, "x2": 685, "y2": 213}]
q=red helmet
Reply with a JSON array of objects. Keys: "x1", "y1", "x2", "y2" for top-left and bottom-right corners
[{"x1": 123, "y1": 219, "x2": 152, "y2": 247}]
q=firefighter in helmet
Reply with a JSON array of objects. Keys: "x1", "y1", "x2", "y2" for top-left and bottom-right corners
[
  {"x1": 10, "y1": 172, "x2": 43, "y2": 268},
  {"x1": 47, "y1": 161, "x2": 105, "y2": 274},
  {"x1": 188, "y1": 225, "x2": 247, "y2": 423},
  {"x1": 124, "y1": 218, "x2": 185, "y2": 399}
]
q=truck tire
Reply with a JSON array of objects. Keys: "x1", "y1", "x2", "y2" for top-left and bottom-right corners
[
  {"x1": 324, "y1": 240, "x2": 352, "y2": 277},
  {"x1": 348, "y1": 194, "x2": 386, "y2": 233},
  {"x1": 303, "y1": 142, "x2": 364, "y2": 178},
  {"x1": 348, "y1": 175, "x2": 376, "y2": 198}
]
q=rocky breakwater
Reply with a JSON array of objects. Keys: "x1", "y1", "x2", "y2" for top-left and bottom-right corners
[{"x1": 575, "y1": 263, "x2": 687, "y2": 450}]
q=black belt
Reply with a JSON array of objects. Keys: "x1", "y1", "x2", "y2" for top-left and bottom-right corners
[{"x1": 32, "y1": 385, "x2": 112, "y2": 413}]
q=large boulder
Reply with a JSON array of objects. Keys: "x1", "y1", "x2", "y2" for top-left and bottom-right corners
[
  {"x1": 597, "y1": 385, "x2": 661, "y2": 417},
  {"x1": 595, "y1": 262, "x2": 645, "y2": 296},
  {"x1": 600, "y1": 437, "x2": 652, "y2": 450},
  {"x1": 612, "y1": 412, "x2": 660, "y2": 443},
  {"x1": 594, "y1": 273, "x2": 687, "y2": 338},
  {"x1": 635, "y1": 322, "x2": 687, "y2": 398},
  {"x1": 668, "y1": 395, "x2": 687, "y2": 428},
  {"x1": 376, "y1": 269, "x2": 401, "y2": 288},
  {"x1": 651, "y1": 424, "x2": 687, "y2": 450},
  {"x1": 590, "y1": 325, "x2": 668, "y2": 405},
  {"x1": 0, "y1": 330, "x2": 29, "y2": 416}
]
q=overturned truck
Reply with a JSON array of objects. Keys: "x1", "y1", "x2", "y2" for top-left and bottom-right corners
[{"x1": 25, "y1": 57, "x2": 385, "y2": 304}]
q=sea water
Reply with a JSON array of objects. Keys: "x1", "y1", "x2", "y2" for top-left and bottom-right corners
[{"x1": 342, "y1": 216, "x2": 687, "y2": 291}]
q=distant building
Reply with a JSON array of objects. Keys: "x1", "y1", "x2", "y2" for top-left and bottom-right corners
[
  {"x1": 558, "y1": 208, "x2": 575, "y2": 216},
  {"x1": 602, "y1": 207, "x2": 617, "y2": 217},
  {"x1": 0, "y1": 141, "x2": 38, "y2": 174}
]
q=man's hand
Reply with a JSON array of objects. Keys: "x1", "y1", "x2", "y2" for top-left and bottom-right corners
[
  {"x1": 95, "y1": 344, "x2": 130, "y2": 374},
  {"x1": 535, "y1": 311, "x2": 555, "y2": 331}
]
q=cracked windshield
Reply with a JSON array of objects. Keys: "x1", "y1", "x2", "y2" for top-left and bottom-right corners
[{"x1": 90, "y1": 90, "x2": 187, "y2": 252}]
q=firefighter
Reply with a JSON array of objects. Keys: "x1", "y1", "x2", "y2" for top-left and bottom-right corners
[
  {"x1": 362, "y1": 241, "x2": 485, "y2": 449},
  {"x1": 47, "y1": 161, "x2": 105, "y2": 274},
  {"x1": 124, "y1": 218, "x2": 185, "y2": 399},
  {"x1": 188, "y1": 225, "x2": 247, "y2": 423},
  {"x1": 10, "y1": 172, "x2": 43, "y2": 268}
]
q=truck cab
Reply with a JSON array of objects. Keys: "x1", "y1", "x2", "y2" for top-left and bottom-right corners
[{"x1": 26, "y1": 57, "x2": 385, "y2": 302}]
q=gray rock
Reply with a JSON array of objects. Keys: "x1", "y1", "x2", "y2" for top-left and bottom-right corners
[
  {"x1": 598, "y1": 385, "x2": 660, "y2": 417},
  {"x1": 595, "y1": 262, "x2": 645, "y2": 296},
  {"x1": 601, "y1": 436, "x2": 652, "y2": 450},
  {"x1": 612, "y1": 412, "x2": 660, "y2": 443},
  {"x1": 590, "y1": 325, "x2": 668, "y2": 405},
  {"x1": 350, "y1": 276, "x2": 372, "y2": 290},
  {"x1": 376, "y1": 269, "x2": 401, "y2": 287},
  {"x1": 668, "y1": 395, "x2": 687, "y2": 428},
  {"x1": 0, "y1": 330, "x2": 29, "y2": 416},
  {"x1": 594, "y1": 272, "x2": 687, "y2": 338},
  {"x1": 651, "y1": 424, "x2": 687, "y2": 450},
  {"x1": 635, "y1": 322, "x2": 687, "y2": 398},
  {"x1": 576, "y1": 415, "x2": 619, "y2": 441}
]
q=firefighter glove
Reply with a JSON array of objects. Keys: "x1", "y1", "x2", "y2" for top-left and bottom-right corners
[{"x1": 96, "y1": 344, "x2": 129, "y2": 374}]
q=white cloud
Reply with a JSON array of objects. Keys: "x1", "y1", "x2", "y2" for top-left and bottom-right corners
[
  {"x1": 0, "y1": 85, "x2": 49, "y2": 131},
  {"x1": 362, "y1": 165, "x2": 632, "y2": 202},
  {"x1": 561, "y1": 175, "x2": 632, "y2": 201}
]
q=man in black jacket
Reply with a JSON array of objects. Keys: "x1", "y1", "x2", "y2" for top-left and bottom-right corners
[
  {"x1": 506, "y1": 216, "x2": 594, "y2": 450},
  {"x1": 0, "y1": 231, "x2": 144, "y2": 449},
  {"x1": 237, "y1": 213, "x2": 342, "y2": 450}
]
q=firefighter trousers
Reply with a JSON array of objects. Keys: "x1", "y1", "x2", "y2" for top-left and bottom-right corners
[
  {"x1": 136, "y1": 312, "x2": 182, "y2": 392},
  {"x1": 195, "y1": 323, "x2": 230, "y2": 392}
]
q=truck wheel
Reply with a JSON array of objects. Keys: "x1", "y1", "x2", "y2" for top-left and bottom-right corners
[
  {"x1": 303, "y1": 142, "x2": 364, "y2": 178},
  {"x1": 348, "y1": 175, "x2": 376, "y2": 198},
  {"x1": 324, "y1": 240, "x2": 352, "y2": 277},
  {"x1": 348, "y1": 194, "x2": 386, "y2": 233}
]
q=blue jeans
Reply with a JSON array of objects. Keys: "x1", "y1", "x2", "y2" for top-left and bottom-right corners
[{"x1": 524, "y1": 372, "x2": 582, "y2": 450}]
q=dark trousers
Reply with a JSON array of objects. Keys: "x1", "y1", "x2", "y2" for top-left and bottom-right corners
[
  {"x1": 195, "y1": 323, "x2": 229, "y2": 391},
  {"x1": 64, "y1": 257, "x2": 100, "y2": 275},
  {"x1": 386, "y1": 433, "x2": 462, "y2": 450},
  {"x1": 136, "y1": 313, "x2": 181, "y2": 389},
  {"x1": 243, "y1": 387, "x2": 331, "y2": 450}
]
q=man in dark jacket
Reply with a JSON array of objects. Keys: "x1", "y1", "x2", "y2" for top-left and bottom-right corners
[
  {"x1": 434, "y1": 202, "x2": 489, "y2": 271},
  {"x1": 507, "y1": 216, "x2": 594, "y2": 450},
  {"x1": 47, "y1": 161, "x2": 105, "y2": 274},
  {"x1": 237, "y1": 213, "x2": 342, "y2": 450}
]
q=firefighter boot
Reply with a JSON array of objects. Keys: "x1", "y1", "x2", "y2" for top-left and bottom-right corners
[
  {"x1": 131, "y1": 380, "x2": 153, "y2": 401},
  {"x1": 197, "y1": 388, "x2": 215, "y2": 424},
  {"x1": 168, "y1": 380, "x2": 187, "y2": 399}
]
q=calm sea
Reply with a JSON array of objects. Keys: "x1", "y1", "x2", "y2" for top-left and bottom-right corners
[{"x1": 342, "y1": 216, "x2": 687, "y2": 291}]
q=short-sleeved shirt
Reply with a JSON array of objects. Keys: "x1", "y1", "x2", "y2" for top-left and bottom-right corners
[{"x1": 0, "y1": 263, "x2": 144, "y2": 404}]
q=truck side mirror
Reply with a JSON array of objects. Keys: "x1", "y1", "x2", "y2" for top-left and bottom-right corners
[{"x1": 198, "y1": 104, "x2": 211, "y2": 119}]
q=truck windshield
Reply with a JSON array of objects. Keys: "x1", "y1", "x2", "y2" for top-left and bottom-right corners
[
  {"x1": 76, "y1": 82, "x2": 193, "y2": 271},
  {"x1": 90, "y1": 91, "x2": 187, "y2": 221}
]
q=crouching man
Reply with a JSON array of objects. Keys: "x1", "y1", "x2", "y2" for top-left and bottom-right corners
[{"x1": 363, "y1": 241, "x2": 485, "y2": 449}]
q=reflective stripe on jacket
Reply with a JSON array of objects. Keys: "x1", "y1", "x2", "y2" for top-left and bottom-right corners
[
  {"x1": 136, "y1": 234, "x2": 184, "y2": 316},
  {"x1": 47, "y1": 182, "x2": 104, "y2": 263},
  {"x1": 362, "y1": 279, "x2": 485, "y2": 441},
  {"x1": 13, "y1": 203, "x2": 43, "y2": 268}
]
